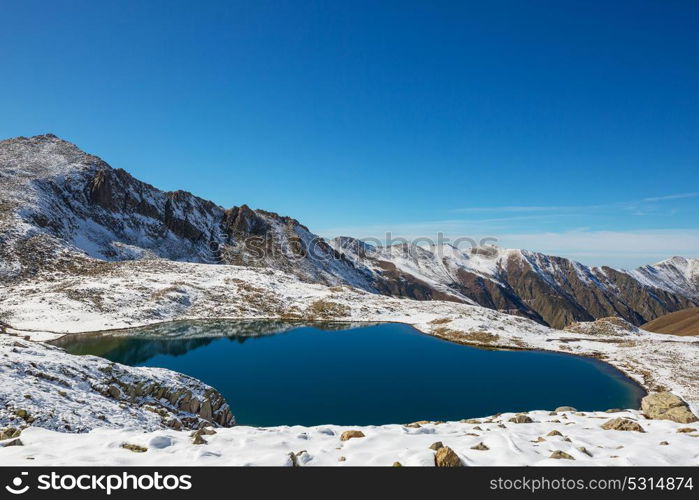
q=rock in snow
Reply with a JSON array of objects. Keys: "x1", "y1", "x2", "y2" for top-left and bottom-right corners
[
  {"x1": 641, "y1": 392, "x2": 698, "y2": 424},
  {"x1": 434, "y1": 446, "x2": 463, "y2": 467},
  {"x1": 600, "y1": 418, "x2": 645, "y2": 433}
]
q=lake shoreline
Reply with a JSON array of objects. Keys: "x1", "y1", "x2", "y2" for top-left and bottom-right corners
[
  {"x1": 6, "y1": 314, "x2": 683, "y2": 413},
  {"x1": 54, "y1": 321, "x2": 647, "y2": 426},
  {"x1": 2, "y1": 261, "x2": 697, "y2": 415}
]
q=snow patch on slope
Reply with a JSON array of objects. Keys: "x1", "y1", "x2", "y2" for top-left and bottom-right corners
[{"x1": 630, "y1": 257, "x2": 699, "y2": 300}]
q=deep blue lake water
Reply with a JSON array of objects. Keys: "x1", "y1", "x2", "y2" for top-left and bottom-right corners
[{"x1": 57, "y1": 321, "x2": 645, "y2": 426}]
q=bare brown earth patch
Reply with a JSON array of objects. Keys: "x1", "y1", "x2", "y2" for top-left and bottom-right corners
[
  {"x1": 642, "y1": 307, "x2": 699, "y2": 336},
  {"x1": 432, "y1": 327, "x2": 500, "y2": 345}
]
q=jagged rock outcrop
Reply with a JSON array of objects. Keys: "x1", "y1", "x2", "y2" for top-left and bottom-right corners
[
  {"x1": 0, "y1": 134, "x2": 376, "y2": 291},
  {"x1": 0, "y1": 334, "x2": 234, "y2": 432}
]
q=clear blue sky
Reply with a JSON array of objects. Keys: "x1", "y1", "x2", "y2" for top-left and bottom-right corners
[{"x1": 1, "y1": 1, "x2": 698, "y2": 266}]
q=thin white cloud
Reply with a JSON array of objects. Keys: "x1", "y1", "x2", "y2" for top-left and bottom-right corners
[
  {"x1": 643, "y1": 192, "x2": 699, "y2": 202},
  {"x1": 451, "y1": 205, "x2": 567, "y2": 214},
  {"x1": 451, "y1": 192, "x2": 699, "y2": 214}
]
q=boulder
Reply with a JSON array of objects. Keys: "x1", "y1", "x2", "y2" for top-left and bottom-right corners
[
  {"x1": 1, "y1": 438, "x2": 23, "y2": 447},
  {"x1": 550, "y1": 450, "x2": 574, "y2": 460},
  {"x1": 641, "y1": 392, "x2": 698, "y2": 424},
  {"x1": 340, "y1": 430, "x2": 365, "y2": 441},
  {"x1": 578, "y1": 447, "x2": 592, "y2": 457},
  {"x1": 288, "y1": 450, "x2": 310, "y2": 466},
  {"x1": 0, "y1": 427, "x2": 21, "y2": 441},
  {"x1": 121, "y1": 443, "x2": 147, "y2": 453},
  {"x1": 554, "y1": 406, "x2": 577, "y2": 412},
  {"x1": 508, "y1": 414, "x2": 533, "y2": 424},
  {"x1": 470, "y1": 442, "x2": 489, "y2": 451},
  {"x1": 14, "y1": 409, "x2": 29, "y2": 420},
  {"x1": 434, "y1": 446, "x2": 462, "y2": 467},
  {"x1": 191, "y1": 426, "x2": 217, "y2": 436},
  {"x1": 199, "y1": 399, "x2": 213, "y2": 421},
  {"x1": 601, "y1": 417, "x2": 645, "y2": 432},
  {"x1": 107, "y1": 385, "x2": 121, "y2": 399},
  {"x1": 191, "y1": 428, "x2": 209, "y2": 445},
  {"x1": 429, "y1": 441, "x2": 443, "y2": 450},
  {"x1": 546, "y1": 430, "x2": 563, "y2": 437}
]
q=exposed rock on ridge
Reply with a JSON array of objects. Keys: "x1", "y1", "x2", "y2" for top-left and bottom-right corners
[{"x1": 1, "y1": 134, "x2": 697, "y2": 328}]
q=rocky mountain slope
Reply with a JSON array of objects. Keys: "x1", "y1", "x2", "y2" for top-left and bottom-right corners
[
  {"x1": 631, "y1": 256, "x2": 699, "y2": 300},
  {"x1": 1, "y1": 134, "x2": 697, "y2": 328},
  {"x1": 332, "y1": 238, "x2": 699, "y2": 328},
  {"x1": 0, "y1": 134, "x2": 375, "y2": 290}
]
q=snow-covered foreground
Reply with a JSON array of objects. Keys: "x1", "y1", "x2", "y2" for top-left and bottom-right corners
[{"x1": 3, "y1": 411, "x2": 699, "y2": 466}]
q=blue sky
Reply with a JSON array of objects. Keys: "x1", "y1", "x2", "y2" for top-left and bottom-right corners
[{"x1": 1, "y1": 1, "x2": 697, "y2": 267}]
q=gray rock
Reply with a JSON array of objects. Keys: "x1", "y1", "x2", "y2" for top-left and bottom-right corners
[{"x1": 1, "y1": 438, "x2": 23, "y2": 447}]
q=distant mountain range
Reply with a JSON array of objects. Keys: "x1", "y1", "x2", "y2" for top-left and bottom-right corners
[
  {"x1": 1, "y1": 134, "x2": 697, "y2": 328},
  {"x1": 332, "y1": 238, "x2": 698, "y2": 328}
]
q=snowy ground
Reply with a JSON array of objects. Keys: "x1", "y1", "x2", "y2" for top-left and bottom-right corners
[
  {"x1": 3, "y1": 410, "x2": 698, "y2": 466},
  {"x1": 0, "y1": 335, "x2": 233, "y2": 432},
  {"x1": 1, "y1": 259, "x2": 699, "y2": 465}
]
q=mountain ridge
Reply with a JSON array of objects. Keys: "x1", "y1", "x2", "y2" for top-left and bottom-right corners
[{"x1": 1, "y1": 134, "x2": 697, "y2": 328}]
